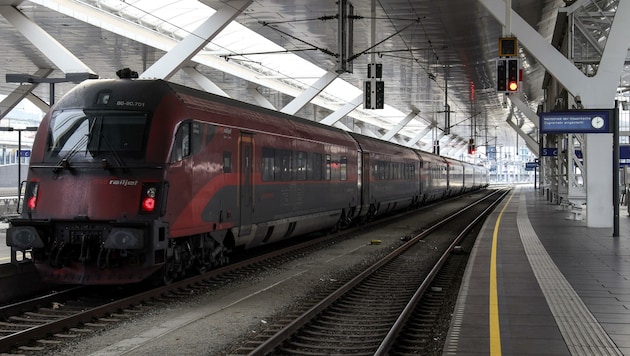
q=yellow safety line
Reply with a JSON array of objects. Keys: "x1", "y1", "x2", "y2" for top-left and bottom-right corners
[{"x1": 490, "y1": 190, "x2": 515, "y2": 356}]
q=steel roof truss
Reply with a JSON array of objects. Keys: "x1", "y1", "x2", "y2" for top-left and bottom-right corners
[
  {"x1": 140, "y1": 0, "x2": 253, "y2": 80},
  {"x1": 0, "y1": 5, "x2": 95, "y2": 75}
]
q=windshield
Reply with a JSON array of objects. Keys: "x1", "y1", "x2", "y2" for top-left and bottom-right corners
[{"x1": 45, "y1": 109, "x2": 150, "y2": 163}]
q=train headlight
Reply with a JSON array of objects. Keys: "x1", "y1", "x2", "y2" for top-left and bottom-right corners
[
  {"x1": 104, "y1": 228, "x2": 144, "y2": 249},
  {"x1": 6, "y1": 226, "x2": 44, "y2": 249}
]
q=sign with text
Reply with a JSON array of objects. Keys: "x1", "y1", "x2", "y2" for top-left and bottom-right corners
[
  {"x1": 540, "y1": 109, "x2": 613, "y2": 134},
  {"x1": 525, "y1": 162, "x2": 539, "y2": 171}
]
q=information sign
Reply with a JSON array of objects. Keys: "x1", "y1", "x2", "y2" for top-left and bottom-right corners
[{"x1": 540, "y1": 109, "x2": 613, "y2": 134}]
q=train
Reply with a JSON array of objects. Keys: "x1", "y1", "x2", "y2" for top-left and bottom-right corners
[{"x1": 6, "y1": 79, "x2": 488, "y2": 285}]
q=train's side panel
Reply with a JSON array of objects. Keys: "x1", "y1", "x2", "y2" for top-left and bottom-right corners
[
  {"x1": 466, "y1": 162, "x2": 475, "y2": 191},
  {"x1": 348, "y1": 133, "x2": 420, "y2": 215},
  {"x1": 416, "y1": 151, "x2": 448, "y2": 202},
  {"x1": 174, "y1": 90, "x2": 360, "y2": 248},
  {"x1": 444, "y1": 158, "x2": 465, "y2": 195}
]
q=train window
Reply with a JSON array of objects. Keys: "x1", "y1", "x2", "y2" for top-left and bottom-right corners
[
  {"x1": 262, "y1": 148, "x2": 274, "y2": 181},
  {"x1": 170, "y1": 122, "x2": 190, "y2": 162},
  {"x1": 325, "y1": 154, "x2": 331, "y2": 180},
  {"x1": 340, "y1": 156, "x2": 348, "y2": 180},
  {"x1": 310, "y1": 152, "x2": 323, "y2": 180},
  {"x1": 191, "y1": 122, "x2": 203, "y2": 155},
  {"x1": 223, "y1": 151, "x2": 232, "y2": 173},
  {"x1": 205, "y1": 124, "x2": 216, "y2": 145},
  {"x1": 295, "y1": 151, "x2": 307, "y2": 181},
  {"x1": 276, "y1": 149, "x2": 292, "y2": 181},
  {"x1": 46, "y1": 110, "x2": 150, "y2": 162}
]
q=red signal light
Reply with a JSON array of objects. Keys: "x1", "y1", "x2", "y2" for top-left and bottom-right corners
[{"x1": 142, "y1": 197, "x2": 156, "y2": 212}]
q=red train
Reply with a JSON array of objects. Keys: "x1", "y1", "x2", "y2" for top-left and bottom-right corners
[{"x1": 7, "y1": 79, "x2": 487, "y2": 285}]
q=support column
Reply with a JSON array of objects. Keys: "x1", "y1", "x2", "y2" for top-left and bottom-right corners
[{"x1": 585, "y1": 134, "x2": 613, "y2": 227}]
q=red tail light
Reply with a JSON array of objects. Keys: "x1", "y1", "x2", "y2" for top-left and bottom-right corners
[
  {"x1": 142, "y1": 196, "x2": 156, "y2": 212},
  {"x1": 27, "y1": 196, "x2": 37, "y2": 210},
  {"x1": 140, "y1": 185, "x2": 157, "y2": 213},
  {"x1": 23, "y1": 182, "x2": 39, "y2": 211}
]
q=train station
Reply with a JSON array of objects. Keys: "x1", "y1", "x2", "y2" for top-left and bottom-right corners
[{"x1": 0, "y1": 0, "x2": 629, "y2": 354}]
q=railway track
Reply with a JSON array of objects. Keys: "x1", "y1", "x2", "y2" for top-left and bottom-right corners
[
  {"x1": 0, "y1": 189, "x2": 503, "y2": 354},
  {"x1": 226, "y1": 188, "x2": 509, "y2": 355},
  {"x1": 0, "y1": 228, "x2": 351, "y2": 354}
]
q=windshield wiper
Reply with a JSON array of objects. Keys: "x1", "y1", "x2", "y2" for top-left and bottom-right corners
[
  {"x1": 98, "y1": 133, "x2": 128, "y2": 172},
  {"x1": 54, "y1": 134, "x2": 89, "y2": 171}
]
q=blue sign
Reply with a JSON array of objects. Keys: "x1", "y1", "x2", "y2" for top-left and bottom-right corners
[
  {"x1": 540, "y1": 110, "x2": 613, "y2": 134},
  {"x1": 17, "y1": 150, "x2": 31, "y2": 158},
  {"x1": 525, "y1": 162, "x2": 539, "y2": 171},
  {"x1": 541, "y1": 147, "x2": 558, "y2": 156}
]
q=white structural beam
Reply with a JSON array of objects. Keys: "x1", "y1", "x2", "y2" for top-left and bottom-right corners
[
  {"x1": 452, "y1": 139, "x2": 467, "y2": 155},
  {"x1": 405, "y1": 124, "x2": 433, "y2": 148},
  {"x1": 506, "y1": 119, "x2": 539, "y2": 156},
  {"x1": 247, "y1": 86, "x2": 276, "y2": 110},
  {"x1": 0, "y1": 68, "x2": 53, "y2": 119},
  {"x1": 281, "y1": 72, "x2": 339, "y2": 115},
  {"x1": 0, "y1": 6, "x2": 96, "y2": 75},
  {"x1": 509, "y1": 95, "x2": 539, "y2": 129},
  {"x1": 333, "y1": 121, "x2": 352, "y2": 132},
  {"x1": 182, "y1": 67, "x2": 229, "y2": 97},
  {"x1": 141, "y1": 1, "x2": 252, "y2": 80},
  {"x1": 319, "y1": 95, "x2": 363, "y2": 126},
  {"x1": 382, "y1": 112, "x2": 417, "y2": 141},
  {"x1": 25, "y1": 92, "x2": 51, "y2": 113},
  {"x1": 451, "y1": 141, "x2": 468, "y2": 157},
  {"x1": 355, "y1": 122, "x2": 379, "y2": 138}
]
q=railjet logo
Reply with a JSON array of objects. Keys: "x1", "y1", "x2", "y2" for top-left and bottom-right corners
[{"x1": 109, "y1": 179, "x2": 139, "y2": 187}]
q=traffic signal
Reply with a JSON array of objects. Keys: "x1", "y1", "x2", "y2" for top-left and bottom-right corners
[
  {"x1": 496, "y1": 58, "x2": 520, "y2": 93},
  {"x1": 507, "y1": 58, "x2": 520, "y2": 92},
  {"x1": 496, "y1": 59, "x2": 507, "y2": 92},
  {"x1": 468, "y1": 138, "x2": 475, "y2": 155}
]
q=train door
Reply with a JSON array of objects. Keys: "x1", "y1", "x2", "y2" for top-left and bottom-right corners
[{"x1": 239, "y1": 133, "x2": 253, "y2": 236}]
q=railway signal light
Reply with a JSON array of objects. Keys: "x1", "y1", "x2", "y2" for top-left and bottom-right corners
[
  {"x1": 496, "y1": 58, "x2": 521, "y2": 93},
  {"x1": 468, "y1": 138, "x2": 476, "y2": 155},
  {"x1": 507, "y1": 58, "x2": 520, "y2": 92},
  {"x1": 496, "y1": 59, "x2": 507, "y2": 92}
]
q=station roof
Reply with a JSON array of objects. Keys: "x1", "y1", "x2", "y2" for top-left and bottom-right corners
[{"x1": 0, "y1": 0, "x2": 626, "y2": 159}]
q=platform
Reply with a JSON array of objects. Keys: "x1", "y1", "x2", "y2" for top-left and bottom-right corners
[{"x1": 444, "y1": 185, "x2": 630, "y2": 356}]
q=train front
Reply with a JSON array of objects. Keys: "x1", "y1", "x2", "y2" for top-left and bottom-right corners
[{"x1": 6, "y1": 79, "x2": 174, "y2": 284}]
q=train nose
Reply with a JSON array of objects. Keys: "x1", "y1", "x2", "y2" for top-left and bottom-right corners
[{"x1": 6, "y1": 226, "x2": 44, "y2": 249}]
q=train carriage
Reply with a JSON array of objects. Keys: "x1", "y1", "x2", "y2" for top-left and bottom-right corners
[
  {"x1": 416, "y1": 151, "x2": 448, "y2": 203},
  {"x1": 348, "y1": 133, "x2": 420, "y2": 218},
  {"x1": 443, "y1": 157, "x2": 465, "y2": 196},
  {"x1": 7, "y1": 78, "x2": 488, "y2": 285}
]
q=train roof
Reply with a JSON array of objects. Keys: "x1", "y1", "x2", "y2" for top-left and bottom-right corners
[{"x1": 54, "y1": 79, "x2": 358, "y2": 149}]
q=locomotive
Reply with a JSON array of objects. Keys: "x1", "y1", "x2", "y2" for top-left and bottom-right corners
[{"x1": 7, "y1": 79, "x2": 487, "y2": 285}]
